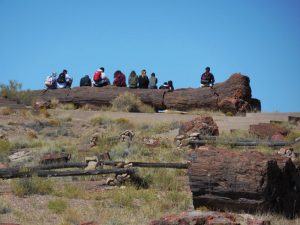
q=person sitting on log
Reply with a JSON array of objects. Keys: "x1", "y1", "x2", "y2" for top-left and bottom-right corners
[
  {"x1": 57, "y1": 69, "x2": 72, "y2": 88},
  {"x1": 80, "y1": 75, "x2": 92, "y2": 87},
  {"x1": 113, "y1": 70, "x2": 126, "y2": 87},
  {"x1": 148, "y1": 73, "x2": 158, "y2": 89},
  {"x1": 93, "y1": 67, "x2": 110, "y2": 87},
  {"x1": 201, "y1": 66, "x2": 215, "y2": 87},
  {"x1": 128, "y1": 70, "x2": 138, "y2": 88},
  {"x1": 138, "y1": 69, "x2": 149, "y2": 89},
  {"x1": 44, "y1": 72, "x2": 57, "y2": 89},
  {"x1": 159, "y1": 80, "x2": 174, "y2": 91}
]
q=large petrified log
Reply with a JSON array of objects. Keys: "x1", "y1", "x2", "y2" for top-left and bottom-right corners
[
  {"x1": 188, "y1": 147, "x2": 300, "y2": 218},
  {"x1": 34, "y1": 74, "x2": 260, "y2": 113}
]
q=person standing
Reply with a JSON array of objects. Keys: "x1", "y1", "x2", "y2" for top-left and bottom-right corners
[
  {"x1": 138, "y1": 69, "x2": 149, "y2": 89},
  {"x1": 148, "y1": 73, "x2": 158, "y2": 89},
  {"x1": 201, "y1": 67, "x2": 215, "y2": 87}
]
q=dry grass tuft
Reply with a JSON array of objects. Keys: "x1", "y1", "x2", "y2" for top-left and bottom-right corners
[
  {"x1": 0, "y1": 106, "x2": 15, "y2": 115},
  {"x1": 111, "y1": 92, "x2": 155, "y2": 113}
]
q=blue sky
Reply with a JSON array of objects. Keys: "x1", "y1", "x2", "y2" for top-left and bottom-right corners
[{"x1": 0, "y1": 0, "x2": 299, "y2": 112}]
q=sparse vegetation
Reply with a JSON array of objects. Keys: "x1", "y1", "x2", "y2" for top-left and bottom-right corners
[
  {"x1": 0, "y1": 106, "x2": 15, "y2": 115},
  {"x1": 0, "y1": 80, "x2": 38, "y2": 105},
  {"x1": 111, "y1": 92, "x2": 155, "y2": 113},
  {"x1": 11, "y1": 177, "x2": 54, "y2": 197},
  {"x1": 48, "y1": 199, "x2": 67, "y2": 214},
  {"x1": 0, "y1": 201, "x2": 11, "y2": 214}
]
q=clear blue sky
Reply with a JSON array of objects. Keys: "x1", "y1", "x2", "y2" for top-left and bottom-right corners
[{"x1": 0, "y1": 0, "x2": 299, "y2": 112}]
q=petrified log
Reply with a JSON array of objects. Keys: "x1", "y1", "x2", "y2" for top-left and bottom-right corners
[
  {"x1": 34, "y1": 74, "x2": 260, "y2": 113},
  {"x1": 0, "y1": 168, "x2": 135, "y2": 179},
  {"x1": 249, "y1": 123, "x2": 289, "y2": 139},
  {"x1": 188, "y1": 147, "x2": 300, "y2": 218}
]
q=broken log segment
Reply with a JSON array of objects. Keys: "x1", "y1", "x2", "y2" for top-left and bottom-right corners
[
  {"x1": 34, "y1": 74, "x2": 261, "y2": 113},
  {"x1": 188, "y1": 147, "x2": 300, "y2": 218},
  {"x1": 189, "y1": 139, "x2": 292, "y2": 147},
  {"x1": 0, "y1": 168, "x2": 135, "y2": 179},
  {"x1": 1, "y1": 161, "x2": 189, "y2": 172}
]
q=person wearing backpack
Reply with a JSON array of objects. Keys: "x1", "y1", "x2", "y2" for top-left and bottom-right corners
[
  {"x1": 65, "y1": 73, "x2": 73, "y2": 88},
  {"x1": 56, "y1": 69, "x2": 68, "y2": 88},
  {"x1": 44, "y1": 72, "x2": 57, "y2": 89},
  {"x1": 128, "y1": 70, "x2": 138, "y2": 88},
  {"x1": 113, "y1": 70, "x2": 126, "y2": 87},
  {"x1": 80, "y1": 75, "x2": 92, "y2": 87},
  {"x1": 138, "y1": 69, "x2": 149, "y2": 89},
  {"x1": 148, "y1": 72, "x2": 158, "y2": 89},
  {"x1": 201, "y1": 67, "x2": 215, "y2": 87}
]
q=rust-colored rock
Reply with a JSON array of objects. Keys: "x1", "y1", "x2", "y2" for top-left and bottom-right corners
[
  {"x1": 249, "y1": 123, "x2": 289, "y2": 139},
  {"x1": 79, "y1": 222, "x2": 98, "y2": 225},
  {"x1": 34, "y1": 74, "x2": 261, "y2": 113},
  {"x1": 0, "y1": 163, "x2": 8, "y2": 169},
  {"x1": 179, "y1": 115, "x2": 219, "y2": 136},
  {"x1": 246, "y1": 218, "x2": 271, "y2": 225},
  {"x1": 188, "y1": 147, "x2": 300, "y2": 218},
  {"x1": 40, "y1": 152, "x2": 71, "y2": 164},
  {"x1": 150, "y1": 211, "x2": 239, "y2": 225}
]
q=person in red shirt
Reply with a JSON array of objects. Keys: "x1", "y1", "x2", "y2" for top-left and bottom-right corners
[{"x1": 113, "y1": 70, "x2": 126, "y2": 87}]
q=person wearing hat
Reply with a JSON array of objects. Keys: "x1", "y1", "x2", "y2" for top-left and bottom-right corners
[
  {"x1": 201, "y1": 66, "x2": 215, "y2": 87},
  {"x1": 138, "y1": 69, "x2": 149, "y2": 89}
]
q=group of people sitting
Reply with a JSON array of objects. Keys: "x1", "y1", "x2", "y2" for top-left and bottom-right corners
[
  {"x1": 45, "y1": 70, "x2": 73, "y2": 89},
  {"x1": 45, "y1": 66, "x2": 214, "y2": 90}
]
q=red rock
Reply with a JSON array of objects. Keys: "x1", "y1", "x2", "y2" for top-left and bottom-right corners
[
  {"x1": 0, "y1": 163, "x2": 8, "y2": 169},
  {"x1": 179, "y1": 115, "x2": 219, "y2": 136},
  {"x1": 40, "y1": 152, "x2": 71, "y2": 164},
  {"x1": 246, "y1": 218, "x2": 271, "y2": 225},
  {"x1": 150, "y1": 211, "x2": 239, "y2": 225},
  {"x1": 79, "y1": 222, "x2": 98, "y2": 225},
  {"x1": 249, "y1": 123, "x2": 289, "y2": 139},
  {"x1": 271, "y1": 133, "x2": 285, "y2": 141}
]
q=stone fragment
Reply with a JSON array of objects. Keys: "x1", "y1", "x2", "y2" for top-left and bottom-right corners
[
  {"x1": 179, "y1": 115, "x2": 219, "y2": 136},
  {"x1": 249, "y1": 123, "x2": 289, "y2": 139}
]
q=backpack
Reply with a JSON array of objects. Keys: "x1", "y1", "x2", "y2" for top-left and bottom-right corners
[
  {"x1": 57, "y1": 73, "x2": 66, "y2": 83},
  {"x1": 93, "y1": 71, "x2": 102, "y2": 82},
  {"x1": 201, "y1": 72, "x2": 211, "y2": 82}
]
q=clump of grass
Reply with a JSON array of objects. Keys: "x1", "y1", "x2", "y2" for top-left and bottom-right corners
[
  {"x1": 0, "y1": 201, "x2": 11, "y2": 214},
  {"x1": 39, "y1": 108, "x2": 51, "y2": 118},
  {"x1": 90, "y1": 115, "x2": 113, "y2": 126},
  {"x1": 0, "y1": 107, "x2": 15, "y2": 115},
  {"x1": 48, "y1": 118, "x2": 61, "y2": 126},
  {"x1": 111, "y1": 92, "x2": 155, "y2": 113},
  {"x1": 287, "y1": 130, "x2": 300, "y2": 142},
  {"x1": 58, "y1": 103, "x2": 76, "y2": 110},
  {"x1": 0, "y1": 139, "x2": 11, "y2": 162},
  {"x1": 50, "y1": 98, "x2": 60, "y2": 109},
  {"x1": 48, "y1": 199, "x2": 67, "y2": 214},
  {"x1": 114, "y1": 117, "x2": 134, "y2": 130},
  {"x1": 11, "y1": 177, "x2": 54, "y2": 197},
  {"x1": 55, "y1": 184, "x2": 85, "y2": 199},
  {"x1": 27, "y1": 130, "x2": 38, "y2": 139}
]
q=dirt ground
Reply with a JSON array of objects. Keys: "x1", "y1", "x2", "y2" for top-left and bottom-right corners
[{"x1": 1, "y1": 106, "x2": 300, "y2": 225}]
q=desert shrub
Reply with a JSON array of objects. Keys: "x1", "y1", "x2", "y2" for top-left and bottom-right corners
[
  {"x1": 59, "y1": 103, "x2": 76, "y2": 110},
  {"x1": 111, "y1": 92, "x2": 155, "y2": 113},
  {"x1": 0, "y1": 201, "x2": 11, "y2": 214},
  {"x1": 11, "y1": 177, "x2": 54, "y2": 197},
  {"x1": 27, "y1": 130, "x2": 38, "y2": 139},
  {"x1": 0, "y1": 80, "x2": 37, "y2": 105},
  {"x1": 287, "y1": 130, "x2": 300, "y2": 142},
  {"x1": 39, "y1": 108, "x2": 51, "y2": 118},
  {"x1": 0, "y1": 139, "x2": 11, "y2": 162},
  {"x1": 0, "y1": 107, "x2": 15, "y2": 115},
  {"x1": 50, "y1": 98, "x2": 60, "y2": 109},
  {"x1": 55, "y1": 184, "x2": 85, "y2": 199},
  {"x1": 90, "y1": 115, "x2": 113, "y2": 126},
  {"x1": 48, "y1": 199, "x2": 67, "y2": 214}
]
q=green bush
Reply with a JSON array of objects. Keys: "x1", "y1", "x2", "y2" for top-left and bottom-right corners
[
  {"x1": 111, "y1": 92, "x2": 155, "y2": 113},
  {"x1": 0, "y1": 201, "x2": 11, "y2": 214},
  {"x1": 0, "y1": 80, "x2": 38, "y2": 105},
  {"x1": 48, "y1": 199, "x2": 67, "y2": 214},
  {"x1": 11, "y1": 176, "x2": 54, "y2": 197},
  {"x1": 0, "y1": 139, "x2": 11, "y2": 163}
]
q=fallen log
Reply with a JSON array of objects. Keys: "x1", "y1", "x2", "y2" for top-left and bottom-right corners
[
  {"x1": 188, "y1": 147, "x2": 300, "y2": 218},
  {"x1": 0, "y1": 161, "x2": 189, "y2": 172},
  {"x1": 0, "y1": 168, "x2": 135, "y2": 179},
  {"x1": 189, "y1": 139, "x2": 292, "y2": 148},
  {"x1": 33, "y1": 74, "x2": 260, "y2": 113}
]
